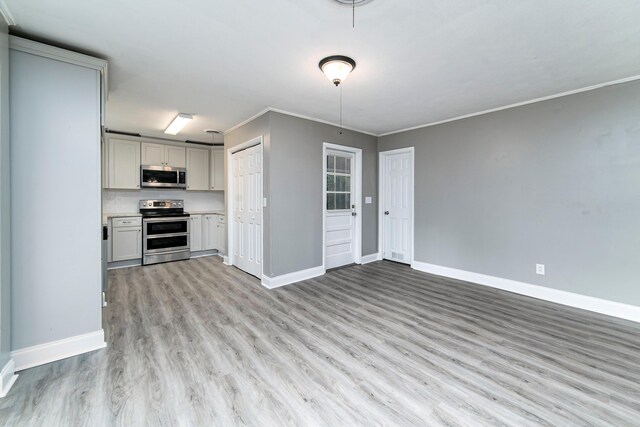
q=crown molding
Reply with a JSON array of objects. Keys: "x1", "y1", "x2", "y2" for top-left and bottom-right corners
[
  {"x1": 227, "y1": 74, "x2": 640, "y2": 139},
  {"x1": 224, "y1": 107, "x2": 377, "y2": 137},
  {"x1": 9, "y1": 36, "x2": 107, "y2": 72},
  {"x1": 224, "y1": 108, "x2": 271, "y2": 135},
  {"x1": 378, "y1": 74, "x2": 640, "y2": 137},
  {"x1": 0, "y1": 0, "x2": 15, "y2": 26}
]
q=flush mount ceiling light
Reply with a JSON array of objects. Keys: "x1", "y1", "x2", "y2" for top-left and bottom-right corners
[
  {"x1": 204, "y1": 129, "x2": 221, "y2": 144},
  {"x1": 164, "y1": 113, "x2": 193, "y2": 135},
  {"x1": 319, "y1": 55, "x2": 356, "y2": 86}
]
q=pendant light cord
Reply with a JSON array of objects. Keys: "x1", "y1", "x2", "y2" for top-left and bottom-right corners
[
  {"x1": 339, "y1": 85, "x2": 343, "y2": 134},
  {"x1": 353, "y1": 0, "x2": 355, "y2": 28}
]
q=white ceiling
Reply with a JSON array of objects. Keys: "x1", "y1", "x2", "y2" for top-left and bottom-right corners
[{"x1": 5, "y1": 0, "x2": 640, "y2": 139}]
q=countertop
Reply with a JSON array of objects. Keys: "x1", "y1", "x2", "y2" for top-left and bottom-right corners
[
  {"x1": 103, "y1": 212, "x2": 141, "y2": 225},
  {"x1": 103, "y1": 210, "x2": 224, "y2": 225},
  {"x1": 104, "y1": 211, "x2": 225, "y2": 217},
  {"x1": 104, "y1": 212, "x2": 142, "y2": 219},
  {"x1": 188, "y1": 210, "x2": 225, "y2": 215}
]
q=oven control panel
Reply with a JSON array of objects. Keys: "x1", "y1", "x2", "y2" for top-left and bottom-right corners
[{"x1": 139, "y1": 200, "x2": 184, "y2": 209}]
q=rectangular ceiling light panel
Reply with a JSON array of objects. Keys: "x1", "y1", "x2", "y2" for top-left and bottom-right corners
[{"x1": 164, "y1": 113, "x2": 193, "y2": 135}]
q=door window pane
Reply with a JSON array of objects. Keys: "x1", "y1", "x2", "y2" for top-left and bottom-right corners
[
  {"x1": 336, "y1": 193, "x2": 351, "y2": 210},
  {"x1": 326, "y1": 193, "x2": 335, "y2": 210},
  {"x1": 326, "y1": 153, "x2": 352, "y2": 211},
  {"x1": 327, "y1": 155, "x2": 335, "y2": 173},
  {"x1": 327, "y1": 174, "x2": 335, "y2": 191},
  {"x1": 335, "y1": 175, "x2": 351, "y2": 192},
  {"x1": 335, "y1": 156, "x2": 348, "y2": 173}
]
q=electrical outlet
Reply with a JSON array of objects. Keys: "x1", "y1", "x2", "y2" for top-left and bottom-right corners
[
  {"x1": 536, "y1": 264, "x2": 545, "y2": 275},
  {"x1": 365, "y1": 196, "x2": 372, "y2": 204},
  {"x1": 263, "y1": 198, "x2": 267, "y2": 208}
]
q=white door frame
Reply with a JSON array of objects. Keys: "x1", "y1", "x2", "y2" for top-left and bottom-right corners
[
  {"x1": 378, "y1": 147, "x2": 415, "y2": 264},
  {"x1": 322, "y1": 142, "x2": 363, "y2": 269},
  {"x1": 225, "y1": 135, "x2": 264, "y2": 279}
]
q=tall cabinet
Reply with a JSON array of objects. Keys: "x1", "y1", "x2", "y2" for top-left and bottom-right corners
[{"x1": 9, "y1": 37, "x2": 106, "y2": 363}]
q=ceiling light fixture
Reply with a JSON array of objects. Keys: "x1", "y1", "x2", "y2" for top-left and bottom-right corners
[
  {"x1": 204, "y1": 129, "x2": 221, "y2": 144},
  {"x1": 319, "y1": 55, "x2": 357, "y2": 135},
  {"x1": 319, "y1": 55, "x2": 356, "y2": 86},
  {"x1": 164, "y1": 113, "x2": 193, "y2": 135}
]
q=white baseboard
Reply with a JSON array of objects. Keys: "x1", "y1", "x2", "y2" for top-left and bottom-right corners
[
  {"x1": 360, "y1": 253, "x2": 381, "y2": 264},
  {"x1": 0, "y1": 359, "x2": 17, "y2": 398},
  {"x1": 411, "y1": 261, "x2": 640, "y2": 323},
  {"x1": 262, "y1": 265, "x2": 326, "y2": 289},
  {"x1": 11, "y1": 330, "x2": 107, "y2": 372}
]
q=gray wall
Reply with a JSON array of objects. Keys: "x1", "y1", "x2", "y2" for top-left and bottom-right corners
[
  {"x1": 11, "y1": 49, "x2": 103, "y2": 350},
  {"x1": 225, "y1": 111, "x2": 378, "y2": 278},
  {"x1": 0, "y1": 19, "x2": 9, "y2": 369},
  {"x1": 269, "y1": 112, "x2": 378, "y2": 277},
  {"x1": 379, "y1": 80, "x2": 640, "y2": 306}
]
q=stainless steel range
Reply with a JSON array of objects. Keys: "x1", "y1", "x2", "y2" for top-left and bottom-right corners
[{"x1": 140, "y1": 199, "x2": 190, "y2": 265}]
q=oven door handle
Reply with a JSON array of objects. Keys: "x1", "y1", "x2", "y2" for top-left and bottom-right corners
[
  {"x1": 143, "y1": 217, "x2": 190, "y2": 223},
  {"x1": 145, "y1": 232, "x2": 190, "y2": 239}
]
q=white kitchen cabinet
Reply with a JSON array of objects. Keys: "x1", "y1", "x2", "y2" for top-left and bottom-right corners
[
  {"x1": 142, "y1": 142, "x2": 186, "y2": 167},
  {"x1": 141, "y1": 142, "x2": 164, "y2": 165},
  {"x1": 203, "y1": 215, "x2": 218, "y2": 250},
  {"x1": 190, "y1": 215, "x2": 203, "y2": 251},
  {"x1": 166, "y1": 145, "x2": 186, "y2": 168},
  {"x1": 210, "y1": 149, "x2": 224, "y2": 191},
  {"x1": 186, "y1": 147, "x2": 210, "y2": 191},
  {"x1": 216, "y1": 216, "x2": 227, "y2": 254},
  {"x1": 107, "y1": 137, "x2": 141, "y2": 189},
  {"x1": 111, "y1": 218, "x2": 142, "y2": 261}
]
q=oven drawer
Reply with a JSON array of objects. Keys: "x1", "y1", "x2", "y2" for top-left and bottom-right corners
[
  {"x1": 145, "y1": 234, "x2": 190, "y2": 253},
  {"x1": 113, "y1": 217, "x2": 142, "y2": 227}
]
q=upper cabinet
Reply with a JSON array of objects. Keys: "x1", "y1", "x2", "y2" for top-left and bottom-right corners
[
  {"x1": 104, "y1": 135, "x2": 222, "y2": 191},
  {"x1": 107, "y1": 136, "x2": 140, "y2": 189},
  {"x1": 141, "y1": 142, "x2": 185, "y2": 167},
  {"x1": 210, "y1": 149, "x2": 224, "y2": 191},
  {"x1": 186, "y1": 147, "x2": 210, "y2": 191}
]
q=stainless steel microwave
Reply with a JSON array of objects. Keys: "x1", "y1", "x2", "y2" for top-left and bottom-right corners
[{"x1": 141, "y1": 165, "x2": 187, "y2": 188}]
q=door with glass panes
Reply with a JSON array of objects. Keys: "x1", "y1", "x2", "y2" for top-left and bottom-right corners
[{"x1": 325, "y1": 150, "x2": 356, "y2": 269}]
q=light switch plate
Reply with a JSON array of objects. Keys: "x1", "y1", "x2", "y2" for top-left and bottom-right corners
[
  {"x1": 263, "y1": 198, "x2": 267, "y2": 207},
  {"x1": 365, "y1": 197, "x2": 372, "y2": 204},
  {"x1": 536, "y1": 264, "x2": 545, "y2": 275}
]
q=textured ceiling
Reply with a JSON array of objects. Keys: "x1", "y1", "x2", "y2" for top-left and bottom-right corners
[{"x1": 5, "y1": 0, "x2": 640, "y2": 139}]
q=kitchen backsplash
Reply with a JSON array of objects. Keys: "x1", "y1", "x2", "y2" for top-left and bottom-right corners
[{"x1": 103, "y1": 190, "x2": 224, "y2": 213}]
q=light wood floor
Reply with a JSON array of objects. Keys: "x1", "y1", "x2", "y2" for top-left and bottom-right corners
[{"x1": 1, "y1": 257, "x2": 639, "y2": 426}]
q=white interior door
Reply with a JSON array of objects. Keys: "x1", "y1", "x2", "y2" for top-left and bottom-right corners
[
  {"x1": 232, "y1": 144, "x2": 262, "y2": 278},
  {"x1": 382, "y1": 150, "x2": 413, "y2": 264},
  {"x1": 325, "y1": 150, "x2": 356, "y2": 269}
]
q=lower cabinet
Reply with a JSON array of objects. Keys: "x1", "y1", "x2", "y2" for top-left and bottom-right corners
[
  {"x1": 191, "y1": 213, "x2": 225, "y2": 254},
  {"x1": 111, "y1": 217, "x2": 142, "y2": 261},
  {"x1": 190, "y1": 215, "x2": 203, "y2": 251},
  {"x1": 216, "y1": 215, "x2": 226, "y2": 254},
  {"x1": 204, "y1": 215, "x2": 219, "y2": 250}
]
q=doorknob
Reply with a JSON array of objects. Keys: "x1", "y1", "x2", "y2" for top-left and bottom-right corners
[
  {"x1": 351, "y1": 212, "x2": 357, "y2": 216},
  {"x1": 384, "y1": 211, "x2": 389, "y2": 215}
]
